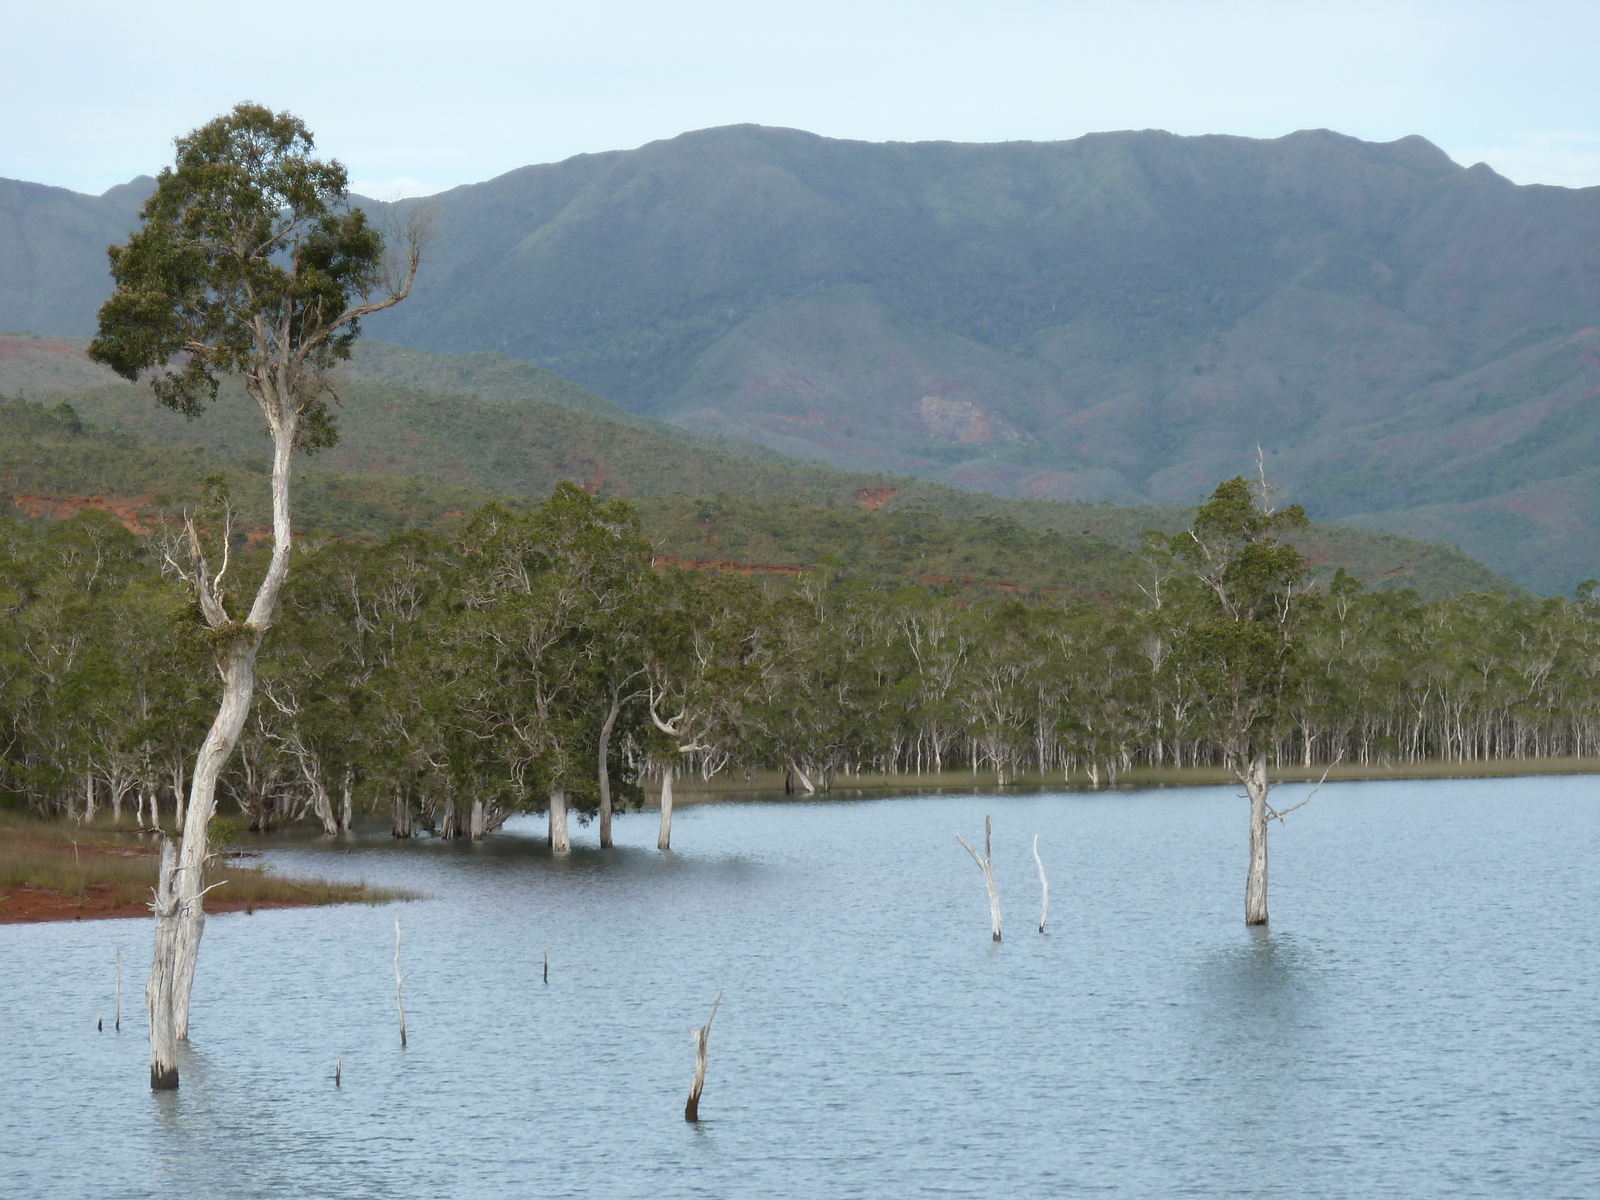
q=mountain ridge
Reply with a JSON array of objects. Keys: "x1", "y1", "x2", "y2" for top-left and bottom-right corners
[{"x1": 6, "y1": 124, "x2": 1600, "y2": 589}]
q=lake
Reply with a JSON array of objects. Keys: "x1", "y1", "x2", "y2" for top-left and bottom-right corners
[{"x1": 2, "y1": 776, "x2": 1597, "y2": 1198}]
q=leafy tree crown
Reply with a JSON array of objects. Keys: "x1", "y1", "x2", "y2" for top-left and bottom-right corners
[{"x1": 87, "y1": 102, "x2": 387, "y2": 449}]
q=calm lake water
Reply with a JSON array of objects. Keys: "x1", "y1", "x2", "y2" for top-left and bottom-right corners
[{"x1": 3, "y1": 777, "x2": 1598, "y2": 1199}]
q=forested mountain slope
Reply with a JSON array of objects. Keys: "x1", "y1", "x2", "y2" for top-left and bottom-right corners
[
  {"x1": 0, "y1": 381, "x2": 1518, "y2": 599},
  {"x1": 7, "y1": 126, "x2": 1596, "y2": 589}
]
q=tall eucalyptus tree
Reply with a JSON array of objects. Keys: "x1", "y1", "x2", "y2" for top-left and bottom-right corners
[{"x1": 88, "y1": 104, "x2": 422, "y2": 1089}]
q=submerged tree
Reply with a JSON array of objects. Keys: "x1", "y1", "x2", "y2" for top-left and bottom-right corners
[
  {"x1": 1159, "y1": 468, "x2": 1309, "y2": 926},
  {"x1": 88, "y1": 103, "x2": 422, "y2": 1089}
]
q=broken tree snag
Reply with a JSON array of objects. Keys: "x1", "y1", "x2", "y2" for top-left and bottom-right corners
[
  {"x1": 393, "y1": 914, "x2": 409, "y2": 1048},
  {"x1": 657, "y1": 766, "x2": 675, "y2": 852},
  {"x1": 1032, "y1": 833, "x2": 1048, "y2": 934},
  {"x1": 956, "y1": 815, "x2": 1002, "y2": 941},
  {"x1": 684, "y1": 990, "x2": 723, "y2": 1122},
  {"x1": 147, "y1": 838, "x2": 181, "y2": 1090}
]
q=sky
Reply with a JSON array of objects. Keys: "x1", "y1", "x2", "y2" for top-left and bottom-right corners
[{"x1": 5, "y1": 0, "x2": 1599, "y2": 197}]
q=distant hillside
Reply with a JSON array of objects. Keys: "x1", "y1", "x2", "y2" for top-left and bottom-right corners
[
  {"x1": 340, "y1": 125, "x2": 1596, "y2": 593},
  {"x1": 0, "y1": 375, "x2": 1518, "y2": 601},
  {"x1": 6, "y1": 127, "x2": 1600, "y2": 590}
]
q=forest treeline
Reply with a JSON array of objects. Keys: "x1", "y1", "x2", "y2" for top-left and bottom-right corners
[{"x1": 4, "y1": 481, "x2": 1597, "y2": 838}]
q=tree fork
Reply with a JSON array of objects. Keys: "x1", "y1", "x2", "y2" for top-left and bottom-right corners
[{"x1": 957, "y1": 815, "x2": 1002, "y2": 941}]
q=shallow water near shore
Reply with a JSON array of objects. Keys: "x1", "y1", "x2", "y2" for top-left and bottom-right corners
[{"x1": 3, "y1": 776, "x2": 1597, "y2": 1199}]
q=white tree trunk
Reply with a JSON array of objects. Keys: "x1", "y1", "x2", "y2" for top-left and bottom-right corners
[
  {"x1": 792, "y1": 763, "x2": 816, "y2": 794},
  {"x1": 310, "y1": 776, "x2": 338, "y2": 836},
  {"x1": 598, "y1": 695, "x2": 621, "y2": 849},
  {"x1": 470, "y1": 797, "x2": 487, "y2": 840},
  {"x1": 168, "y1": 645, "x2": 258, "y2": 1042},
  {"x1": 394, "y1": 914, "x2": 408, "y2": 1048},
  {"x1": 1032, "y1": 833, "x2": 1049, "y2": 933},
  {"x1": 684, "y1": 990, "x2": 722, "y2": 1122},
  {"x1": 146, "y1": 839, "x2": 181, "y2": 1089},
  {"x1": 548, "y1": 788, "x2": 571, "y2": 854},
  {"x1": 657, "y1": 766, "x2": 674, "y2": 851},
  {"x1": 162, "y1": 417, "x2": 296, "y2": 1051},
  {"x1": 1243, "y1": 752, "x2": 1270, "y2": 926},
  {"x1": 957, "y1": 815, "x2": 1002, "y2": 941},
  {"x1": 340, "y1": 773, "x2": 353, "y2": 833}
]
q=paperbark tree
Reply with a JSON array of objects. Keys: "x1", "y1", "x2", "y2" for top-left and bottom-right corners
[
  {"x1": 88, "y1": 103, "x2": 421, "y2": 1089},
  {"x1": 1159, "y1": 467, "x2": 1310, "y2": 926}
]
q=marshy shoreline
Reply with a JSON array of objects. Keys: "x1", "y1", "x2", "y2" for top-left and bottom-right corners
[{"x1": 0, "y1": 819, "x2": 413, "y2": 924}]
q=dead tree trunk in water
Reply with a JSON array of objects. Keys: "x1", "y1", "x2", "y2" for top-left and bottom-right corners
[
  {"x1": 146, "y1": 839, "x2": 181, "y2": 1089},
  {"x1": 1032, "y1": 833, "x2": 1049, "y2": 933},
  {"x1": 394, "y1": 914, "x2": 408, "y2": 1048},
  {"x1": 391, "y1": 792, "x2": 413, "y2": 839},
  {"x1": 1243, "y1": 752, "x2": 1270, "y2": 926},
  {"x1": 684, "y1": 990, "x2": 722, "y2": 1122},
  {"x1": 957, "y1": 815, "x2": 1002, "y2": 941},
  {"x1": 657, "y1": 767, "x2": 674, "y2": 851},
  {"x1": 548, "y1": 788, "x2": 571, "y2": 854}
]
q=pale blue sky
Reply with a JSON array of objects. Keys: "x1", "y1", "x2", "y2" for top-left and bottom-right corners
[{"x1": 6, "y1": 0, "x2": 1598, "y2": 196}]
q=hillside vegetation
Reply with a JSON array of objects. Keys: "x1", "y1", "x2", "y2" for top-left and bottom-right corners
[
  {"x1": 0, "y1": 390, "x2": 1518, "y2": 600},
  {"x1": 5, "y1": 126, "x2": 1599, "y2": 588}
]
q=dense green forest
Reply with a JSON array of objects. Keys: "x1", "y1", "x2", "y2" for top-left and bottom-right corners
[{"x1": 4, "y1": 479, "x2": 1594, "y2": 837}]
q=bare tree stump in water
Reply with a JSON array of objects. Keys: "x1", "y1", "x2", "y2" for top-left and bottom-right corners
[
  {"x1": 115, "y1": 946, "x2": 122, "y2": 1031},
  {"x1": 1032, "y1": 833, "x2": 1049, "y2": 933},
  {"x1": 957, "y1": 816, "x2": 1002, "y2": 941},
  {"x1": 393, "y1": 915, "x2": 409, "y2": 1048},
  {"x1": 684, "y1": 990, "x2": 722, "y2": 1122}
]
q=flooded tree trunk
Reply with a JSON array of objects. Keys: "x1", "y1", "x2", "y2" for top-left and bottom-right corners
[
  {"x1": 392, "y1": 792, "x2": 413, "y2": 838},
  {"x1": 684, "y1": 991, "x2": 722, "y2": 1122},
  {"x1": 1244, "y1": 752, "x2": 1270, "y2": 926},
  {"x1": 956, "y1": 815, "x2": 1002, "y2": 941},
  {"x1": 657, "y1": 767, "x2": 674, "y2": 851},
  {"x1": 1032, "y1": 833, "x2": 1049, "y2": 933},
  {"x1": 470, "y1": 797, "x2": 487, "y2": 840},
  {"x1": 548, "y1": 788, "x2": 571, "y2": 854},
  {"x1": 439, "y1": 796, "x2": 460, "y2": 840},
  {"x1": 598, "y1": 693, "x2": 622, "y2": 849},
  {"x1": 146, "y1": 838, "x2": 181, "y2": 1089},
  {"x1": 310, "y1": 776, "x2": 338, "y2": 836},
  {"x1": 340, "y1": 771, "x2": 353, "y2": 834},
  {"x1": 171, "y1": 645, "x2": 258, "y2": 1043}
]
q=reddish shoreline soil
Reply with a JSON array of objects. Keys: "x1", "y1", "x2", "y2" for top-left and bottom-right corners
[{"x1": 0, "y1": 888, "x2": 308, "y2": 924}]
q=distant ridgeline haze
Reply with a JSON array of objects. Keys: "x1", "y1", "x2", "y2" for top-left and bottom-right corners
[{"x1": 4, "y1": 124, "x2": 1600, "y2": 590}]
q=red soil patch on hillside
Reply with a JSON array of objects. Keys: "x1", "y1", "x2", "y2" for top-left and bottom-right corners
[
  {"x1": 10, "y1": 493, "x2": 163, "y2": 534},
  {"x1": 651, "y1": 555, "x2": 819, "y2": 578}
]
